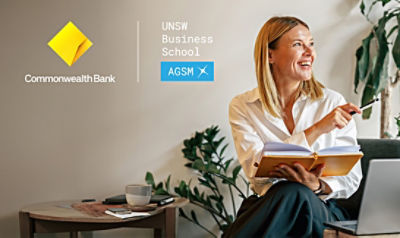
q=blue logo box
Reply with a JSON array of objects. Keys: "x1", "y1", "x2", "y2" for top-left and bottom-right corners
[{"x1": 161, "y1": 61, "x2": 214, "y2": 82}]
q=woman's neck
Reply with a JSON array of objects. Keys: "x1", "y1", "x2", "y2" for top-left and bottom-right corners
[{"x1": 275, "y1": 77, "x2": 301, "y2": 109}]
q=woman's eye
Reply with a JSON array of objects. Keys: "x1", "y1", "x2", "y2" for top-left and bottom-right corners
[
  {"x1": 309, "y1": 42, "x2": 314, "y2": 47},
  {"x1": 293, "y1": 42, "x2": 302, "y2": 47}
]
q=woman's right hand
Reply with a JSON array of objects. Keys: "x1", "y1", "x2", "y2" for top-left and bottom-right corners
[
  {"x1": 305, "y1": 103, "x2": 361, "y2": 145},
  {"x1": 316, "y1": 103, "x2": 361, "y2": 134}
]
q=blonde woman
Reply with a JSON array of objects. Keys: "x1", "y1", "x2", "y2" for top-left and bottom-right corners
[{"x1": 224, "y1": 16, "x2": 362, "y2": 237}]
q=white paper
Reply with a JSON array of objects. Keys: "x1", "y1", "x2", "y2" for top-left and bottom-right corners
[
  {"x1": 262, "y1": 141, "x2": 360, "y2": 156},
  {"x1": 105, "y1": 210, "x2": 151, "y2": 219},
  {"x1": 317, "y1": 145, "x2": 360, "y2": 155}
]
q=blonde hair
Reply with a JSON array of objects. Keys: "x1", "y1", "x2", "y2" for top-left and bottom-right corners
[{"x1": 254, "y1": 16, "x2": 324, "y2": 118}]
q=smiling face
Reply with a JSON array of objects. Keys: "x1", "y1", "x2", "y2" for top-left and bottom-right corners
[{"x1": 268, "y1": 24, "x2": 315, "y2": 83}]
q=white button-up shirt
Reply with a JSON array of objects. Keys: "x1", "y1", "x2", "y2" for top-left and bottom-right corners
[{"x1": 229, "y1": 87, "x2": 362, "y2": 200}]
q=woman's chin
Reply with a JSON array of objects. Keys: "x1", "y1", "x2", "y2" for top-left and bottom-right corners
[{"x1": 300, "y1": 72, "x2": 313, "y2": 81}]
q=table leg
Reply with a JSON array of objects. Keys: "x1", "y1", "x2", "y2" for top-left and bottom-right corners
[
  {"x1": 154, "y1": 228, "x2": 162, "y2": 238},
  {"x1": 19, "y1": 211, "x2": 34, "y2": 238},
  {"x1": 164, "y1": 207, "x2": 177, "y2": 238},
  {"x1": 70, "y1": 231, "x2": 78, "y2": 238}
]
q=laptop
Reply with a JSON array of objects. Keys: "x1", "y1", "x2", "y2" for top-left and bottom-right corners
[{"x1": 324, "y1": 159, "x2": 400, "y2": 235}]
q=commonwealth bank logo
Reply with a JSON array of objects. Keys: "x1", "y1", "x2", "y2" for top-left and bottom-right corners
[{"x1": 48, "y1": 21, "x2": 93, "y2": 66}]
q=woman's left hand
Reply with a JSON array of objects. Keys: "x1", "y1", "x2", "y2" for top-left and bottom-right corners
[{"x1": 268, "y1": 163, "x2": 325, "y2": 191}]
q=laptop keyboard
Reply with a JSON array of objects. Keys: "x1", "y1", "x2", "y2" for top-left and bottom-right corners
[
  {"x1": 325, "y1": 220, "x2": 358, "y2": 233},
  {"x1": 342, "y1": 223, "x2": 357, "y2": 230}
]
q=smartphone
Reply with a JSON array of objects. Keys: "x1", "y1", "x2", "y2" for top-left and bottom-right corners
[
  {"x1": 107, "y1": 207, "x2": 131, "y2": 214},
  {"x1": 150, "y1": 195, "x2": 175, "y2": 206}
]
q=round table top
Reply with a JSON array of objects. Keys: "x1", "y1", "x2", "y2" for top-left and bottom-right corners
[{"x1": 20, "y1": 197, "x2": 188, "y2": 223}]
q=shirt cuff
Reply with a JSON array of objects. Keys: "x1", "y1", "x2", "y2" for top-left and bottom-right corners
[{"x1": 320, "y1": 176, "x2": 341, "y2": 200}]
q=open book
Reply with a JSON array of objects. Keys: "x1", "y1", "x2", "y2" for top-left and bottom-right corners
[{"x1": 254, "y1": 142, "x2": 363, "y2": 177}]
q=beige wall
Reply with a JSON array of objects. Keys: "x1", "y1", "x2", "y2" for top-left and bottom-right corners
[{"x1": 1, "y1": 0, "x2": 399, "y2": 237}]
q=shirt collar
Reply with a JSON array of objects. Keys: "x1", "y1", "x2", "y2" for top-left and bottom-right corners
[{"x1": 246, "y1": 88, "x2": 260, "y2": 103}]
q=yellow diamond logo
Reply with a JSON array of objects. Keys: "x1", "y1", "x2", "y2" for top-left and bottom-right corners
[{"x1": 48, "y1": 21, "x2": 93, "y2": 66}]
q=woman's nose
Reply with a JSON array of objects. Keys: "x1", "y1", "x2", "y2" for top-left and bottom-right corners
[{"x1": 303, "y1": 45, "x2": 312, "y2": 56}]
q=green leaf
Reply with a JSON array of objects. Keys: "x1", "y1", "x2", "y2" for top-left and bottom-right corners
[
  {"x1": 354, "y1": 32, "x2": 374, "y2": 93},
  {"x1": 232, "y1": 165, "x2": 242, "y2": 181},
  {"x1": 392, "y1": 15, "x2": 400, "y2": 69},
  {"x1": 201, "y1": 144, "x2": 214, "y2": 156},
  {"x1": 183, "y1": 139, "x2": 190, "y2": 148},
  {"x1": 191, "y1": 210, "x2": 199, "y2": 224},
  {"x1": 188, "y1": 190, "x2": 196, "y2": 201},
  {"x1": 361, "y1": 75, "x2": 376, "y2": 119},
  {"x1": 182, "y1": 148, "x2": 199, "y2": 161},
  {"x1": 145, "y1": 172, "x2": 155, "y2": 187},
  {"x1": 215, "y1": 137, "x2": 225, "y2": 149},
  {"x1": 155, "y1": 187, "x2": 169, "y2": 195},
  {"x1": 166, "y1": 175, "x2": 171, "y2": 193},
  {"x1": 203, "y1": 196, "x2": 211, "y2": 207},
  {"x1": 209, "y1": 195, "x2": 220, "y2": 201},
  {"x1": 224, "y1": 158, "x2": 233, "y2": 172},
  {"x1": 219, "y1": 144, "x2": 229, "y2": 157},
  {"x1": 358, "y1": 15, "x2": 390, "y2": 117},
  {"x1": 216, "y1": 201, "x2": 223, "y2": 213},
  {"x1": 207, "y1": 163, "x2": 219, "y2": 174},
  {"x1": 174, "y1": 180, "x2": 189, "y2": 197},
  {"x1": 221, "y1": 176, "x2": 234, "y2": 184},
  {"x1": 387, "y1": 25, "x2": 398, "y2": 39},
  {"x1": 192, "y1": 159, "x2": 206, "y2": 171},
  {"x1": 360, "y1": 0, "x2": 365, "y2": 15},
  {"x1": 179, "y1": 208, "x2": 188, "y2": 219},
  {"x1": 380, "y1": 0, "x2": 390, "y2": 7},
  {"x1": 193, "y1": 186, "x2": 200, "y2": 198},
  {"x1": 204, "y1": 173, "x2": 216, "y2": 185},
  {"x1": 198, "y1": 177, "x2": 213, "y2": 190},
  {"x1": 395, "y1": 115, "x2": 400, "y2": 137},
  {"x1": 194, "y1": 132, "x2": 204, "y2": 145}
]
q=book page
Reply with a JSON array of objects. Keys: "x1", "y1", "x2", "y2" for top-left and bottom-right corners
[
  {"x1": 263, "y1": 141, "x2": 312, "y2": 156},
  {"x1": 317, "y1": 145, "x2": 360, "y2": 155}
]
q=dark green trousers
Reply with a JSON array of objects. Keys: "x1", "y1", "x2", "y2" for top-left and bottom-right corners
[{"x1": 223, "y1": 181, "x2": 349, "y2": 238}]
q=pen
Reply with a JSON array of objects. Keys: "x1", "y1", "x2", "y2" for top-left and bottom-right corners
[{"x1": 350, "y1": 98, "x2": 379, "y2": 115}]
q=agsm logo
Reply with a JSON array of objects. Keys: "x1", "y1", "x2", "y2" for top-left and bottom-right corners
[{"x1": 48, "y1": 21, "x2": 93, "y2": 66}]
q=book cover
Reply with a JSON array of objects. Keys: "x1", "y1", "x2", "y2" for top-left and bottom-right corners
[{"x1": 254, "y1": 142, "x2": 363, "y2": 177}]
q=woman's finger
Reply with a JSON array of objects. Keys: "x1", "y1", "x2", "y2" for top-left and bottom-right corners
[
  {"x1": 276, "y1": 166, "x2": 290, "y2": 178},
  {"x1": 310, "y1": 163, "x2": 325, "y2": 177},
  {"x1": 268, "y1": 171, "x2": 284, "y2": 178},
  {"x1": 340, "y1": 103, "x2": 361, "y2": 114},
  {"x1": 338, "y1": 108, "x2": 352, "y2": 121},
  {"x1": 337, "y1": 117, "x2": 348, "y2": 129},
  {"x1": 280, "y1": 165, "x2": 302, "y2": 182},
  {"x1": 293, "y1": 163, "x2": 309, "y2": 180}
]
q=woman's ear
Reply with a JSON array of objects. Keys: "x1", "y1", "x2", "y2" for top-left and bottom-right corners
[{"x1": 268, "y1": 49, "x2": 274, "y2": 64}]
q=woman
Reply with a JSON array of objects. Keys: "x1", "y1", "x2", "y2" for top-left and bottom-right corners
[{"x1": 224, "y1": 16, "x2": 363, "y2": 238}]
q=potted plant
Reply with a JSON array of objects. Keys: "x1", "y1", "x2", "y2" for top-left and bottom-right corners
[
  {"x1": 145, "y1": 126, "x2": 250, "y2": 237},
  {"x1": 354, "y1": 0, "x2": 400, "y2": 138}
]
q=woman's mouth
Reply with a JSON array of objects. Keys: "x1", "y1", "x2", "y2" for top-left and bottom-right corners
[{"x1": 298, "y1": 61, "x2": 312, "y2": 70}]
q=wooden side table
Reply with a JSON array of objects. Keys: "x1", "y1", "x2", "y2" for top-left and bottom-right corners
[
  {"x1": 19, "y1": 198, "x2": 188, "y2": 238},
  {"x1": 324, "y1": 229, "x2": 400, "y2": 238}
]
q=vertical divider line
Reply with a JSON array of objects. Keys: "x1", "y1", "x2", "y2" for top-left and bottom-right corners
[{"x1": 137, "y1": 21, "x2": 140, "y2": 83}]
